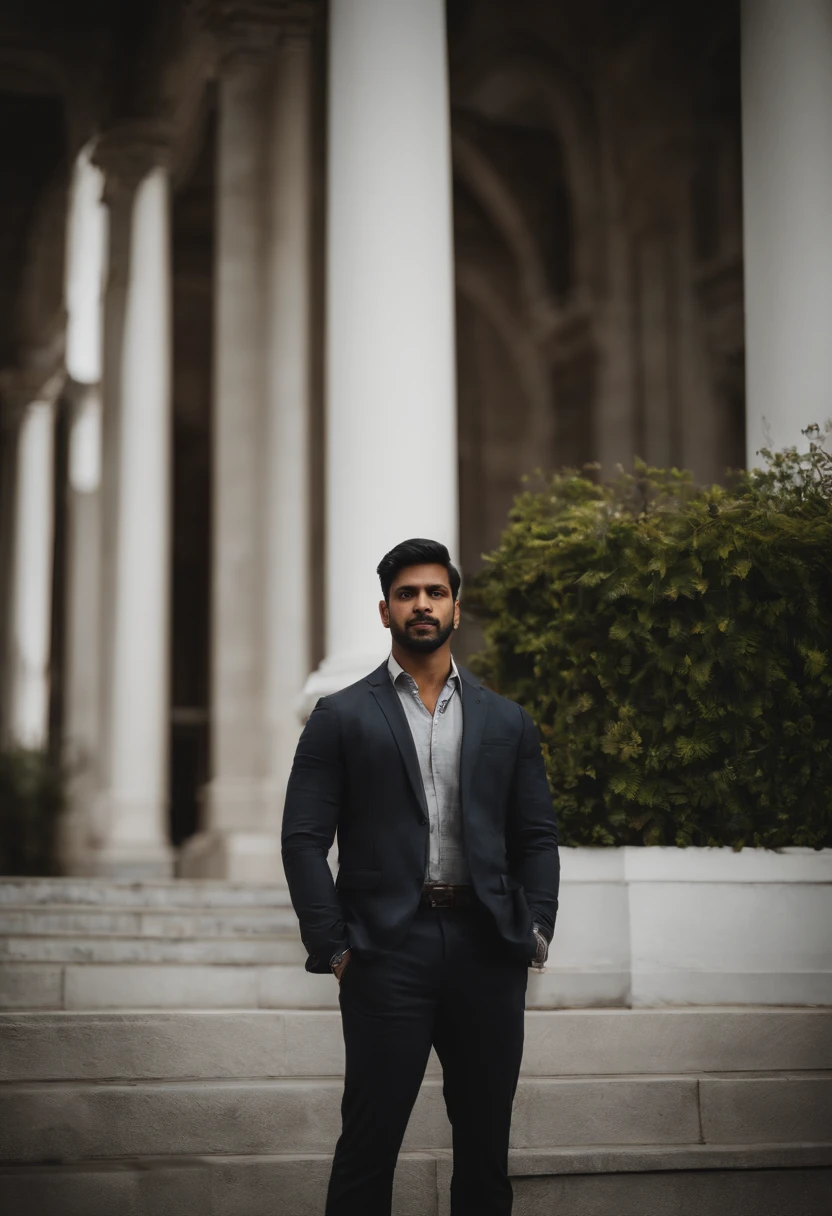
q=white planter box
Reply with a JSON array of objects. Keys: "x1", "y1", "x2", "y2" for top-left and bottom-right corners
[{"x1": 536, "y1": 846, "x2": 832, "y2": 1008}]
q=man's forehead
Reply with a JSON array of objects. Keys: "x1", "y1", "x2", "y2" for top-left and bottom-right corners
[{"x1": 390, "y1": 563, "x2": 451, "y2": 590}]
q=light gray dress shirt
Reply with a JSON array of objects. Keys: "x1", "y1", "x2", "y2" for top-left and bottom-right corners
[{"x1": 388, "y1": 652, "x2": 470, "y2": 885}]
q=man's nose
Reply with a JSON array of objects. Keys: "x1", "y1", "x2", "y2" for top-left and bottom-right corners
[{"x1": 413, "y1": 593, "x2": 433, "y2": 614}]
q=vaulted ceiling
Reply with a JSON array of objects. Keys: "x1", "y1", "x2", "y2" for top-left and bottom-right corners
[{"x1": 0, "y1": 0, "x2": 199, "y2": 417}]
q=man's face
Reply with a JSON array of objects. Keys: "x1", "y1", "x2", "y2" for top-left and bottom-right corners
[{"x1": 379, "y1": 563, "x2": 459, "y2": 654}]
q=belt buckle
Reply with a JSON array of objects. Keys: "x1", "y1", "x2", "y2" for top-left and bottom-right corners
[{"x1": 427, "y1": 884, "x2": 453, "y2": 908}]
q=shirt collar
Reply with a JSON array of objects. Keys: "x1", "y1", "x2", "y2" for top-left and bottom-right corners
[{"x1": 388, "y1": 651, "x2": 460, "y2": 687}]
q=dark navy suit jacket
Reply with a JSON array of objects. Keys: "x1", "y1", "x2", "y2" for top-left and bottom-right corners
[{"x1": 281, "y1": 659, "x2": 560, "y2": 973}]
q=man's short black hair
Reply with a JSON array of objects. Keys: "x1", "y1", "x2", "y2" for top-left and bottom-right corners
[{"x1": 377, "y1": 538, "x2": 461, "y2": 603}]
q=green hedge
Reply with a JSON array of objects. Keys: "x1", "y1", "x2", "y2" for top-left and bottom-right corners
[
  {"x1": 0, "y1": 747, "x2": 65, "y2": 875},
  {"x1": 468, "y1": 432, "x2": 832, "y2": 849}
]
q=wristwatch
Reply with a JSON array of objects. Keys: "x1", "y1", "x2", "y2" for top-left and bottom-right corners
[
  {"x1": 329, "y1": 947, "x2": 351, "y2": 971},
  {"x1": 530, "y1": 925, "x2": 549, "y2": 971}
]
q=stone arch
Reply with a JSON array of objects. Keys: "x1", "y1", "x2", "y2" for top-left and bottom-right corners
[
  {"x1": 452, "y1": 128, "x2": 549, "y2": 321},
  {"x1": 19, "y1": 170, "x2": 71, "y2": 375},
  {"x1": 0, "y1": 90, "x2": 69, "y2": 384},
  {"x1": 687, "y1": 15, "x2": 745, "y2": 474},
  {"x1": 689, "y1": 19, "x2": 742, "y2": 266},
  {"x1": 455, "y1": 45, "x2": 605, "y2": 303},
  {"x1": 455, "y1": 259, "x2": 554, "y2": 581},
  {"x1": 455, "y1": 261, "x2": 549, "y2": 431}
]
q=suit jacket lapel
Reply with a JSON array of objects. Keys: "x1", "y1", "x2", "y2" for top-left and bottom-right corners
[
  {"x1": 368, "y1": 670, "x2": 429, "y2": 820},
  {"x1": 459, "y1": 669, "x2": 487, "y2": 821}
]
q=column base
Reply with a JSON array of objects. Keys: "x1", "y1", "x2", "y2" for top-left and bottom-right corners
[
  {"x1": 83, "y1": 842, "x2": 176, "y2": 880},
  {"x1": 178, "y1": 830, "x2": 286, "y2": 883},
  {"x1": 85, "y1": 790, "x2": 176, "y2": 878},
  {"x1": 54, "y1": 805, "x2": 97, "y2": 877}
]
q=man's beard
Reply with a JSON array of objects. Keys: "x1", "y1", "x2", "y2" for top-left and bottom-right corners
[{"x1": 390, "y1": 615, "x2": 455, "y2": 654}]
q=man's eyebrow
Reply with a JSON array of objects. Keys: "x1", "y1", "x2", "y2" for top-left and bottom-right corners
[{"x1": 394, "y1": 583, "x2": 450, "y2": 593}]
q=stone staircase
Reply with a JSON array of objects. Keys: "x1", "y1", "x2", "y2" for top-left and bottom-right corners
[
  {"x1": 1, "y1": 878, "x2": 831, "y2": 1215},
  {"x1": 0, "y1": 876, "x2": 315, "y2": 1011},
  {"x1": 0, "y1": 876, "x2": 571, "y2": 1010}
]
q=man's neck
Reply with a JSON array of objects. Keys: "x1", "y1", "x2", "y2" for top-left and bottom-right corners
[{"x1": 391, "y1": 642, "x2": 454, "y2": 690}]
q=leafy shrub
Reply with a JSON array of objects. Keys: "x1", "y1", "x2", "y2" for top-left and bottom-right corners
[
  {"x1": 468, "y1": 431, "x2": 832, "y2": 849},
  {"x1": 0, "y1": 747, "x2": 65, "y2": 875}
]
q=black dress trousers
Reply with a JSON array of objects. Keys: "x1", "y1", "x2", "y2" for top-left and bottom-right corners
[{"x1": 325, "y1": 902, "x2": 529, "y2": 1216}]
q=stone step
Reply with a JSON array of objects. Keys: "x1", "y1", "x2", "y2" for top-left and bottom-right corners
[
  {"x1": 2, "y1": 1146, "x2": 831, "y2": 1216},
  {"x1": 0, "y1": 934, "x2": 307, "y2": 965},
  {"x1": 0, "y1": 877, "x2": 293, "y2": 909},
  {"x1": 0, "y1": 961, "x2": 339, "y2": 1011},
  {"x1": 2, "y1": 1008, "x2": 830, "y2": 1083},
  {"x1": 4, "y1": 1073, "x2": 831, "y2": 1162},
  {"x1": 0, "y1": 904, "x2": 299, "y2": 937},
  {"x1": 0, "y1": 957, "x2": 609, "y2": 1011}
]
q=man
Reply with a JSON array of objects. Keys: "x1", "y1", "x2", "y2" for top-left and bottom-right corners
[{"x1": 282, "y1": 538, "x2": 560, "y2": 1216}]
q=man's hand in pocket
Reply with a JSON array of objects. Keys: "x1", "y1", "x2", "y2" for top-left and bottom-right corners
[{"x1": 332, "y1": 948, "x2": 352, "y2": 983}]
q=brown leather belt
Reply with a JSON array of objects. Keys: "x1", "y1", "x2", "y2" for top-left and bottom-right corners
[{"x1": 420, "y1": 883, "x2": 476, "y2": 909}]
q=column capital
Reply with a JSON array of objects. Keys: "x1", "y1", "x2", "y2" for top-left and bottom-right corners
[
  {"x1": 197, "y1": 0, "x2": 321, "y2": 67},
  {"x1": 93, "y1": 120, "x2": 174, "y2": 199}
]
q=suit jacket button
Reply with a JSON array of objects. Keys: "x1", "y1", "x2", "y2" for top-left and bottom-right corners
[{"x1": 419, "y1": 816, "x2": 427, "y2": 825}]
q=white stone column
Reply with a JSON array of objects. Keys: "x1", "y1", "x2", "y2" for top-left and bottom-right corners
[
  {"x1": 182, "y1": 10, "x2": 318, "y2": 880},
  {"x1": 58, "y1": 146, "x2": 108, "y2": 873},
  {"x1": 180, "y1": 50, "x2": 272, "y2": 879},
  {"x1": 66, "y1": 144, "x2": 108, "y2": 386},
  {"x1": 92, "y1": 136, "x2": 175, "y2": 877},
  {"x1": 305, "y1": 0, "x2": 458, "y2": 702},
  {"x1": 58, "y1": 383, "x2": 103, "y2": 872},
  {"x1": 263, "y1": 31, "x2": 315, "y2": 823},
  {"x1": 6, "y1": 395, "x2": 56, "y2": 749},
  {"x1": 741, "y1": 0, "x2": 832, "y2": 466}
]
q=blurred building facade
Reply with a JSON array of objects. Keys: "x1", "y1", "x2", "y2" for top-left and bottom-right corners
[{"x1": 0, "y1": 0, "x2": 829, "y2": 879}]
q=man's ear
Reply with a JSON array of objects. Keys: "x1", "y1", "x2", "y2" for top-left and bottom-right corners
[
  {"x1": 453, "y1": 599, "x2": 460, "y2": 630},
  {"x1": 379, "y1": 599, "x2": 390, "y2": 629}
]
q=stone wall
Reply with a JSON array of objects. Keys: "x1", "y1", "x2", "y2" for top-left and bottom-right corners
[{"x1": 449, "y1": 0, "x2": 745, "y2": 595}]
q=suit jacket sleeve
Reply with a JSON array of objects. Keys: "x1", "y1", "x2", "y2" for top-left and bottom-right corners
[
  {"x1": 506, "y1": 705, "x2": 560, "y2": 941},
  {"x1": 281, "y1": 698, "x2": 350, "y2": 973}
]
